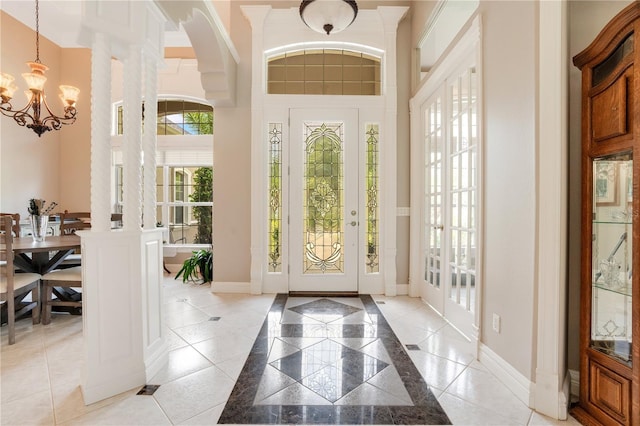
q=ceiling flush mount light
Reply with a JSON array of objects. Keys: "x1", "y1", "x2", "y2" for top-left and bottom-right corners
[
  {"x1": 0, "y1": 0, "x2": 79, "y2": 137},
  {"x1": 300, "y1": 0, "x2": 358, "y2": 35}
]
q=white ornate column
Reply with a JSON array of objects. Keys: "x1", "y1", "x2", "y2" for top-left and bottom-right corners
[
  {"x1": 90, "y1": 33, "x2": 112, "y2": 232},
  {"x1": 143, "y1": 56, "x2": 158, "y2": 230},
  {"x1": 123, "y1": 46, "x2": 144, "y2": 231},
  {"x1": 79, "y1": 0, "x2": 167, "y2": 405},
  {"x1": 379, "y1": 6, "x2": 409, "y2": 296}
]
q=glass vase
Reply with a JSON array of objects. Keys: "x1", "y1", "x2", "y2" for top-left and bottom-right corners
[{"x1": 30, "y1": 214, "x2": 49, "y2": 242}]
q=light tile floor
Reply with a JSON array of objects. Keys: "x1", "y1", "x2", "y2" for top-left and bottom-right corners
[{"x1": 0, "y1": 276, "x2": 581, "y2": 425}]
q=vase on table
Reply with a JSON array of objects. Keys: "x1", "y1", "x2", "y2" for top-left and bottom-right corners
[{"x1": 30, "y1": 214, "x2": 49, "y2": 242}]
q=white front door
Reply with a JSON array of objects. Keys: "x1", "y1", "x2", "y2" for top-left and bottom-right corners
[{"x1": 289, "y1": 108, "x2": 359, "y2": 293}]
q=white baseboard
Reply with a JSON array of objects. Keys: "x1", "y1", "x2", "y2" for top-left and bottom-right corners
[
  {"x1": 479, "y1": 343, "x2": 533, "y2": 407},
  {"x1": 211, "y1": 281, "x2": 251, "y2": 293}
]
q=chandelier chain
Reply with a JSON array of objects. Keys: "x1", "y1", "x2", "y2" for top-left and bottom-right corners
[{"x1": 35, "y1": 0, "x2": 40, "y2": 63}]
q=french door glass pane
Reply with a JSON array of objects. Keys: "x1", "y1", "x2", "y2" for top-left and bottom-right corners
[
  {"x1": 448, "y1": 65, "x2": 477, "y2": 313},
  {"x1": 424, "y1": 97, "x2": 443, "y2": 287}
]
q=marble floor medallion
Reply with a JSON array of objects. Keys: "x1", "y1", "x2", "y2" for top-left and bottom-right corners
[{"x1": 218, "y1": 294, "x2": 452, "y2": 425}]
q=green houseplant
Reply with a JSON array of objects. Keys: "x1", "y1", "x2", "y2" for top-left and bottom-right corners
[{"x1": 175, "y1": 247, "x2": 213, "y2": 284}]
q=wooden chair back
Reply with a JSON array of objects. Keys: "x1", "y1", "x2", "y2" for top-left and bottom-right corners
[
  {"x1": 1, "y1": 215, "x2": 14, "y2": 263},
  {"x1": 59, "y1": 211, "x2": 92, "y2": 235},
  {"x1": 0, "y1": 212, "x2": 21, "y2": 237},
  {"x1": 59, "y1": 211, "x2": 124, "y2": 234},
  {"x1": 0, "y1": 215, "x2": 41, "y2": 344},
  {"x1": 110, "y1": 213, "x2": 123, "y2": 228}
]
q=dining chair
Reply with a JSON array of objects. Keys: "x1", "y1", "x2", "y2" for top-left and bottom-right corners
[
  {"x1": 58, "y1": 211, "x2": 123, "y2": 269},
  {"x1": 0, "y1": 212, "x2": 21, "y2": 237},
  {"x1": 41, "y1": 265, "x2": 82, "y2": 324},
  {"x1": 0, "y1": 215, "x2": 41, "y2": 344},
  {"x1": 55, "y1": 211, "x2": 90, "y2": 269},
  {"x1": 59, "y1": 211, "x2": 92, "y2": 235},
  {"x1": 59, "y1": 211, "x2": 123, "y2": 234},
  {"x1": 111, "y1": 213, "x2": 123, "y2": 229},
  {"x1": 0, "y1": 213, "x2": 21, "y2": 269}
]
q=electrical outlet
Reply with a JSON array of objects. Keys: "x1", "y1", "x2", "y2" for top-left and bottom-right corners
[{"x1": 492, "y1": 313, "x2": 501, "y2": 333}]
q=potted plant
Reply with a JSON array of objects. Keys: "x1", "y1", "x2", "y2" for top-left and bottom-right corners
[{"x1": 175, "y1": 247, "x2": 213, "y2": 284}]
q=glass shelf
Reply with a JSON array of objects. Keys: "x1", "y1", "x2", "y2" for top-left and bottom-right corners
[
  {"x1": 593, "y1": 220, "x2": 632, "y2": 225},
  {"x1": 590, "y1": 155, "x2": 633, "y2": 367},
  {"x1": 593, "y1": 282, "x2": 633, "y2": 297}
]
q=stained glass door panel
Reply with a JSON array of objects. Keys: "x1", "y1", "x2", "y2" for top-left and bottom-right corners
[{"x1": 289, "y1": 109, "x2": 358, "y2": 292}]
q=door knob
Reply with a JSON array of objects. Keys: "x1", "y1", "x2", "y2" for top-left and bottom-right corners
[
  {"x1": 433, "y1": 224, "x2": 444, "y2": 230},
  {"x1": 350, "y1": 221, "x2": 357, "y2": 226}
]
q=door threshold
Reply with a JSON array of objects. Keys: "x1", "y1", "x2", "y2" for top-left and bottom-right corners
[{"x1": 288, "y1": 291, "x2": 359, "y2": 297}]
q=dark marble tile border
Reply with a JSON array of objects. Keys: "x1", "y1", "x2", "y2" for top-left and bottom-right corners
[{"x1": 218, "y1": 294, "x2": 451, "y2": 425}]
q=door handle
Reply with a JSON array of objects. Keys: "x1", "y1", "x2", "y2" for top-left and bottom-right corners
[
  {"x1": 432, "y1": 224, "x2": 444, "y2": 230},
  {"x1": 349, "y1": 221, "x2": 358, "y2": 226}
]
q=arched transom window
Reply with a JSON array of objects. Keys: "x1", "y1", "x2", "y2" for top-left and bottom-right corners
[
  {"x1": 116, "y1": 99, "x2": 213, "y2": 135},
  {"x1": 267, "y1": 49, "x2": 381, "y2": 95}
]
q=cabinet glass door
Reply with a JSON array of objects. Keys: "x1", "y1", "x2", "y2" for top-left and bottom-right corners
[{"x1": 591, "y1": 154, "x2": 633, "y2": 366}]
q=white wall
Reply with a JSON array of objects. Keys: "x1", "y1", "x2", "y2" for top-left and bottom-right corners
[
  {"x1": 0, "y1": 11, "x2": 91, "y2": 217},
  {"x1": 479, "y1": 0, "x2": 537, "y2": 379},
  {"x1": 396, "y1": 16, "x2": 412, "y2": 286},
  {"x1": 412, "y1": 0, "x2": 539, "y2": 381}
]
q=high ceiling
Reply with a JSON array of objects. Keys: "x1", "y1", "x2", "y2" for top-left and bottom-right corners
[
  {"x1": 0, "y1": 0, "x2": 408, "y2": 50},
  {"x1": 0, "y1": 0, "x2": 191, "y2": 48}
]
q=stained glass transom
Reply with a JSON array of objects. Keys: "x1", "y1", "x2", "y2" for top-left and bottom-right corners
[
  {"x1": 366, "y1": 124, "x2": 380, "y2": 273},
  {"x1": 268, "y1": 123, "x2": 283, "y2": 273},
  {"x1": 303, "y1": 122, "x2": 344, "y2": 274}
]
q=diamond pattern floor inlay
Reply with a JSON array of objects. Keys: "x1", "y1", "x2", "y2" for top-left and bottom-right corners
[{"x1": 218, "y1": 295, "x2": 451, "y2": 424}]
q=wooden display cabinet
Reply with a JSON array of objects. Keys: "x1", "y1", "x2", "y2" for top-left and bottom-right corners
[{"x1": 572, "y1": 3, "x2": 640, "y2": 425}]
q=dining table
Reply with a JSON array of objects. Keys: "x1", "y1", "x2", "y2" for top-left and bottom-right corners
[
  {"x1": 10, "y1": 234, "x2": 82, "y2": 315},
  {"x1": 11, "y1": 235, "x2": 81, "y2": 274}
]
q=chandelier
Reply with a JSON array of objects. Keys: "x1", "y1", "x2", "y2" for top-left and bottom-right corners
[
  {"x1": 0, "y1": 0, "x2": 79, "y2": 137},
  {"x1": 299, "y1": 0, "x2": 358, "y2": 35}
]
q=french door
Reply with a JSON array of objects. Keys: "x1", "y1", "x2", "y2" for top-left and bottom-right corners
[
  {"x1": 422, "y1": 64, "x2": 479, "y2": 339},
  {"x1": 288, "y1": 108, "x2": 359, "y2": 293}
]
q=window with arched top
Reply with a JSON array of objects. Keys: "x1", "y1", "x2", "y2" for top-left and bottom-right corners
[
  {"x1": 112, "y1": 98, "x2": 213, "y2": 247},
  {"x1": 116, "y1": 99, "x2": 213, "y2": 135},
  {"x1": 267, "y1": 49, "x2": 381, "y2": 95}
]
